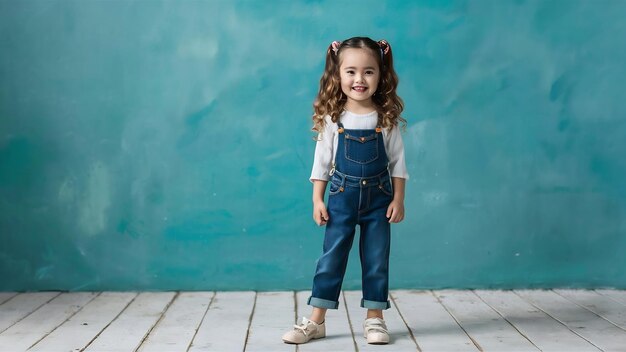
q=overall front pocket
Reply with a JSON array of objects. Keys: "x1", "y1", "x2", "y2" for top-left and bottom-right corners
[{"x1": 344, "y1": 133, "x2": 379, "y2": 164}]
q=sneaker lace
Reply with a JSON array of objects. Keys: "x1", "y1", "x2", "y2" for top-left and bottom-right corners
[{"x1": 293, "y1": 322, "x2": 312, "y2": 337}]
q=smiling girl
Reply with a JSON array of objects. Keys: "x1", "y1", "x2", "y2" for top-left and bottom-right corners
[{"x1": 282, "y1": 37, "x2": 408, "y2": 345}]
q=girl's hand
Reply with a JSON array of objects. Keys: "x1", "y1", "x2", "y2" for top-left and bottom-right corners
[
  {"x1": 386, "y1": 199, "x2": 405, "y2": 223},
  {"x1": 313, "y1": 200, "x2": 329, "y2": 226}
]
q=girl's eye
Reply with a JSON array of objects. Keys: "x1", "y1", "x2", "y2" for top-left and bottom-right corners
[
  {"x1": 347, "y1": 70, "x2": 355, "y2": 75},
  {"x1": 366, "y1": 71, "x2": 374, "y2": 75}
]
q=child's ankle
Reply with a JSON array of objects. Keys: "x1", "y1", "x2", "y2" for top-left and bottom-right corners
[
  {"x1": 310, "y1": 317, "x2": 325, "y2": 325},
  {"x1": 366, "y1": 311, "x2": 384, "y2": 320}
]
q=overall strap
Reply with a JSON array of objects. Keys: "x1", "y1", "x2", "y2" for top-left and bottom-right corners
[{"x1": 331, "y1": 122, "x2": 344, "y2": 175}]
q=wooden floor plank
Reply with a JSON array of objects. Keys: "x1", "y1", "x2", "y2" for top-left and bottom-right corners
[
  {"x1": 137, "y1": 291, "x2": 213, "y2": 352},
  {"x1": 296, "y1": 290, "x2": 355, "y2": 351},
  {"x1": 434, "y1": 290, "x2": 539, "y2": 351},
  {"x1": 595, "y1": 289, "x2": 626, "y2": 307},
  {"x1": 516, "y1": 289, "x2": 626, "y2": 351},
  {"x1": 391, "y1": 290, "x2": 477, "y2": 351},
  {"x1": 0, "y1": 289, "x2": 622, "y2": 351},
  {"x1": 555, "y1": 289, "x2": 626, "y2": 331},
  {"x1": 0, "y1": 292, "x2": 97, "y2": 351},
  {"x1": 29, "y1": 292, "x2": 137, "y2": 352},
  {"x1": 0, "y1": 293, "x2": 18, "y2": 306},
  {"x1": 344, "y1": 290, "x2": 417, "y2": 351},
  {"x1": 245, "y1": 291, "x2": 295, "y2": 352},
  {"x1": 84, "y1": 292, "x2": 176, "y2": 352},
  {"x1": 0, "y1": 292, "x2": 60, "y2": 333},
  {"x1": 188, "y1": 291, "x2": 256, "y2": 352},
  {"x1": 475, "y1": 290, "x2": 599, "y2": 352}
]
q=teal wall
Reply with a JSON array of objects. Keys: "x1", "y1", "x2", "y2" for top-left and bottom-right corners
[{"x1": 1, "y1": 0, "x2": 625, "y2": 291}]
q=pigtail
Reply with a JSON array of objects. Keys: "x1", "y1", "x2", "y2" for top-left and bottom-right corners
[
  {"x1": 374, "y1": 39, "x2": 406, "y2": 131},
  {"x1": 312, "y1": 41, "x2": 346, "y2": 134}
]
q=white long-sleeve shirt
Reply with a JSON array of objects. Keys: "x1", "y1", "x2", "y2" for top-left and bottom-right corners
[{"x1": 310, "y1": 110, "x2": 409, "y2": 182}]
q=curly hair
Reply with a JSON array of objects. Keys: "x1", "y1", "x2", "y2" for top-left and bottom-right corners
[{"x1": 312, "y1": 37, "x2": 406, "y2": 134}]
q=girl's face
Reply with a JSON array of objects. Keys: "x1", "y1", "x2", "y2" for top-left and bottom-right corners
[{"x1": 339, "y1": 48, "x2": 380, "y2": 112}]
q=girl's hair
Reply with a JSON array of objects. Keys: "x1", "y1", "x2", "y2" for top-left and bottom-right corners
[{"x1": 312, "y1": 36, "x2": 406, "y2": 133}]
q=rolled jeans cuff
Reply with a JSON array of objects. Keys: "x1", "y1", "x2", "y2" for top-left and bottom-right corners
[
  {"x1": 308, "y1": 296, "x2": 339, "y2": 309},
  {"x1": 361, "y1": 298, "x2": 391, "y2": 310}
]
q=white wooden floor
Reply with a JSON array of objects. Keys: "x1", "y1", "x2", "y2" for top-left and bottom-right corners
[{"x1": 0, "y1": 290, "x2": 625, "y2": 352}]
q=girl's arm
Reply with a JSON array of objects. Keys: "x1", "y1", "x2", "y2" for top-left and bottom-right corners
[
  {"x1": 387, "y1": 177, "x2": 405, "y2": 223},
  {"x1": 384, "y1": 126, "x2": 409, "y2": 180},
  {"x1": 312, "y1": 180, "x2": 329, "y2": 226}
]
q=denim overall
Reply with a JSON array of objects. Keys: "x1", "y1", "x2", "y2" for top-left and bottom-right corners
[{"x1": 308, "y1": 122, "x2": 393, "y2": 310}]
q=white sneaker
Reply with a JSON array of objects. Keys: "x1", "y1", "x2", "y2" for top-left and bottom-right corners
[
  {"x1": 364, "y1": 317, "x2": 389, "y2": 344},
  {"x1": 282, "y1": 317, "x2": 326, "y2": 344}
]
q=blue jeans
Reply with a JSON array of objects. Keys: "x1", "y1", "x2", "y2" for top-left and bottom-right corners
[{"x1": 308, "y1": 170, "x2": 393, "y2": 310}]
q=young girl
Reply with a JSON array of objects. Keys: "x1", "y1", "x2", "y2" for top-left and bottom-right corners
[{"x1": 282, "y1": 37, "x2": 408, "y2": 345}]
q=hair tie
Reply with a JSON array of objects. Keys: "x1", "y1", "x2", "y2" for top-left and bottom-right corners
[
  {"x1": 329, "y1": 40, "x2": 342, "y2": 55},
  {"x1": 378, "y1": 39, "x2": 390, "y2": 59}
]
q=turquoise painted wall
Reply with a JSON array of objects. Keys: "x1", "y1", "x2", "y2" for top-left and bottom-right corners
[{"x1": 1, "y1": 0, "x2": 625, "y2": 291}]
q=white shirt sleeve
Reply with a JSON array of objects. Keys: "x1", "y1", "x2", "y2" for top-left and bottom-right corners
[
  {"x1": 384, "y1": 126, "x2": 410, "y2": 179},
  {"x1": 309, "y1": 116, "x2": 336, "y2": 182}
]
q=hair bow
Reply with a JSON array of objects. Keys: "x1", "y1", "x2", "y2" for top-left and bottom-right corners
[
  {"x1": 329, "y1": 40, "x2": 342, "y2": 55},
  {"x1": 378, "y1": 40, "x2": 390, "y2": 58}
]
